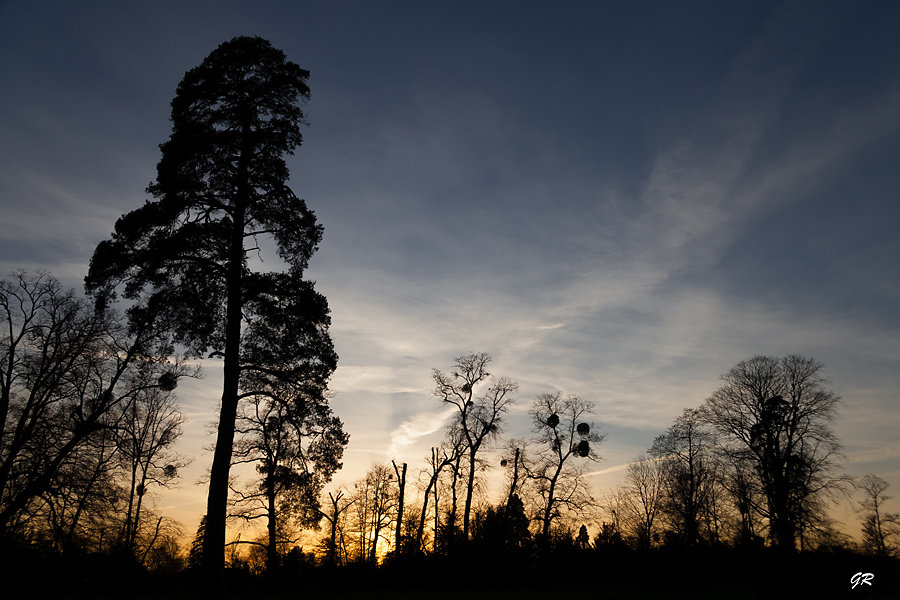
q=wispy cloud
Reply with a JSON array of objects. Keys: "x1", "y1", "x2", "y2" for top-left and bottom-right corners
[
  {"x1": 587, "y1": 463, "x2": 631, "y2": 478},
  {"x1": 387, "y1": 406, "x2": 456, "y2": 457}
]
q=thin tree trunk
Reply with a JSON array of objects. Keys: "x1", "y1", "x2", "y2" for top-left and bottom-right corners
[
  {"x1": 449, "y1": 454, "x2": 460, "y2": 537},
  {"x1": 417, "y1": 449, "x2": 440, "y2": 550},
  {"x1": 542, "y1": 462, "x2": 563, "y2": 538},
  {"x1": 266, "y1": 471, "x2": 277, "y2": 572},
  {"x1": 463, "y1": 452, "x2": 476, "y2": 539},
  {"x1": 433, "y1": 472, "x2": 439, "y2": 554},
  {"x1": 66, "y1": 447, "x2": 107, "y2": 551},
  {"x1": 140, "y1": 517, "x2": 164, "y2": 565},
  {"x1": 393, "y1": 461, "x2": 406, "y2": 554},
  {"x1": 131, "y1": 469, "x2": 149, "y2": 552},
  {"x1": 123, "y1": 461, "x2": 138, "y2": 549},
  {"x1": 505, "y1": 447, "x2": 520, "y2": 509}
]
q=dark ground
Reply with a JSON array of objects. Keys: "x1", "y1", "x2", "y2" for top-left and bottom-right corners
[{"x1": 5, "y1": 544, "x2": 898, "y2": 600}]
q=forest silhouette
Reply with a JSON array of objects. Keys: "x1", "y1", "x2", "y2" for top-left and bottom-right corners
[{"x1": 1, "y1": 36, "x2": 898, "y2": 599}]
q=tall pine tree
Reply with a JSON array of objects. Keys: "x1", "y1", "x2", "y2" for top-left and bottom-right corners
[{"x1": 86, "y1": 36, "x2": 338, "y2": 577}]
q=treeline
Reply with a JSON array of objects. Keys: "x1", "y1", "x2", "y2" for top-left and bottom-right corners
[
  {"x1": 0, "y1": 272, "x2": 190, "y2": 571},
  {"x1": 0, "y1": 267, "x2": 346, "y2": 581},
  {"x1": 2, "y1": 276, "x2": 899, "y2": 595},
  {"x1": 220, "y1": 353, "x2": 899, "y2": 576},
  {"x1": 308, "y1": 352, "x2": 601, "y2": 567}
]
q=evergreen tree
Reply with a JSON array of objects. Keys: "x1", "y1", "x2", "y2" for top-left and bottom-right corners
[{"x1": 86, "y1": 36, "x2": 336, "y2": 577}]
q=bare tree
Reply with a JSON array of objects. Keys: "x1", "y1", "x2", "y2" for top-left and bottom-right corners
[
  {"x1": 143, "y1": 525, "x2": 185, "y2": 573},
  {"x1": 441, "y1": 440, "x2": 465, "y2": 549},
  {"x1": 858, "y1": 474, "x2": 899, "y2": 556},
  {"x1": 36, "y1": 421, "x2": 122, "y2": 553},
  {"x1": 432, "y1": 352, "x2": 517, "y2": 539},
  {"x1": 596, "y1": 487, "x2": 628, "y2": 548},
  {"x1": 415, "y1": 427, "x2": 465, "y2": 553},
  {"x1": 701, "y1": 355, "x2": 846, "y2": 550},
  {"x1": 623, "y1": 455, "x2": 664, "y2": 548},
  {"x1": 526, "y1": 392, "x2": 604, "y2": 538},
  {"x1": 319, "y1": 489, "x2": 353, "y2": 565},
  {"x1": 349, "y1": 464, "x2": 396, "y2": 563},
  {"x1": 133, "y1": 510, "x2": 183, "y2": 567},
  {"x1": 650, "y1": 408, "x2": 717, "y2": 547},
  {"x1": 721, "y1": 457, "x2": 765, "y2": 546},
  {"x1": 391, "y1": 460, "x2": 407, "y2": 554},
  {"x1": 117, "y1": 387, "x2": 188, "y2": 559},
  {"x1": 0, "y1": 272, "x2": 185, "y2": 538}
]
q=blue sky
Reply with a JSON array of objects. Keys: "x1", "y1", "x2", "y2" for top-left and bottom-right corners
[{"x1": 2, "y1": 1, "x2": 899, "y2": 536}]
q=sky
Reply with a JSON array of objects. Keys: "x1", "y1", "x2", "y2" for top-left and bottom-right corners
[{"x1": 2, "y1": 0, "x2": 899, "y2": 540}]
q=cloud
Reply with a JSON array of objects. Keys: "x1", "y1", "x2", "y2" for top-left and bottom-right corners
[
  {"x1": 332, "y1": 365, "x2": 424, "y2": 395},
  {"x1": 845, "y1": 442, "x2": 900, "y2": 466},
  {"x1": 299, "y1": 10, "x2": 900, "y2": 494},
  {"x1": 387, "y1": 406, "x2": 457, "y2": 457},
  {"x1": 587, "y1": 463, "x2": 631, "y2": 478}
]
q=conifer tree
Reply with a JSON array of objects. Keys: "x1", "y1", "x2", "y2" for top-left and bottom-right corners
[{"x1": 86, "y1": 36, "x2": 337, "y2": 576}]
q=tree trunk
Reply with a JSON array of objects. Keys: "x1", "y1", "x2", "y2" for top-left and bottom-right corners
[
  {"x1": 203, "y1": 164, "x2": 246, "y2": 578},
  {"x1": 769, "y1": 470, "x2": 796, "y2": 551},
  {"x1": 433, "y1": 472, "x2": 439, "y2": 554},
  {"x1": 325, "y1": 491, "x2": 345, "y2": 565},
  {"x1": 463, "y1": 452, "x2": 476, "y2": 539},
  {"x1": 417, "y1": 450, "x2": 439, "y2": 550},
  {"x1": 542, "y1": 460, "x2": 564, "y2": 538},
  {"x1": 123, "y1": 461, "x2": 138, "y2": 550},
  {"x1": 505, "y1": 447, "x2": 520, "y2": 510},
  {"x1": 448, "y1": 454, "x2": 460, "y2": 539},
  {"x1": 393, "y1": 461, "x2": 406, "y2": 554},
  {"x1": 131, "y1": 469, "x2": 149, "y2": 552},
  {"x1": 266, "y1": 472, "x2": 278, "y2": 572},
  {"x1": 329, "y1": 512, "x2": 338, "y2": 565},
  {"x1": 66, "y1": 444, "x2": 108, "y2": 551}
]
